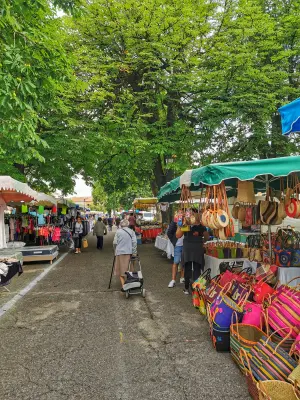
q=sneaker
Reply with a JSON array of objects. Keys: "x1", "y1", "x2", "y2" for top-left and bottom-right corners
[
  {"x1": 168, "y1": 280, "x2": 176, "y2": 288},
  {"x1": 180, "y1": 278, "x2": 185, "y2": 284},
  {"x1": 183, "y1": 289, "x2": 189, "y2": 295}
]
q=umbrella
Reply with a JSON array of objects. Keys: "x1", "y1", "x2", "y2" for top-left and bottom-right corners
[
  {"x1": 158, "y1": 156, "x2": 300, "y2": 202},
  {"x1": 30, "y1": 193, "x2": 57, "y2": 207},
  {"x1": 278, "y1": 98, "x2": 300, "y2": 136},
  {"x1": 0, "y1": 176, "x2": 37, "y2": 203}
]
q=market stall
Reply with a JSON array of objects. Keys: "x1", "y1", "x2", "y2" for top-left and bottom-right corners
[
  {"x1": 132, "y1": 197, "x2": 158, "y2": 211},
  {"x1": 0, "y1": 176, "x2": 38, "y2": 249},
  {"x1": 158, "y1": 156, "x2": 300, "y2": 285},
  {"x1": 0, "y1": 176, "x2": 37, "y2": 288}
]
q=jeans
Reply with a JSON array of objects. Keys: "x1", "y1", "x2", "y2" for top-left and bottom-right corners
[
  {"x1": 74, "y1": 235, "x2": 82, "y2": 249},
  {"x1": 97, "y1": 235, "x2": 103, "y2": 249},
  {"x1": 184, "y1": 261, "x2": 202, "y2": 290}
]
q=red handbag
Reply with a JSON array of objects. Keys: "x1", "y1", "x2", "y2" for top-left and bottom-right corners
[
  {"x1": 219, "y1": 270, "x2": 239, "y2": 286},
  {"x1": 253, "y1": 277, "x2": 275, "y2": 303}
]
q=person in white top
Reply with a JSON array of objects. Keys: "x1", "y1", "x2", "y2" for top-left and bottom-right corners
[{"x1": 167, "y1": 221, "x2": 185, "y2": 288}]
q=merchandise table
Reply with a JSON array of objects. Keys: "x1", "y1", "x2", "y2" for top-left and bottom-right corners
[
  {"x1": 277, "y1": 267, "x2": 300, "y2": 287},
  {"x1": 136, "y1": 227, "x2": 162, "y2": 239},
  {"x1": 0, "y1": 249, "x2": 23, "y2": 264},
  {"x1": 204, "y1": 255, "x2": 257, "y2": 278},
  {"x1": 0, "y1": 261, "x2": 23, "y2": 285},
  {"x1": 154, "y1": 236, "x2": 174, "y2": 258},
  {"x1": 155, "y1": 236, "x2": 168, "y2": 252}
]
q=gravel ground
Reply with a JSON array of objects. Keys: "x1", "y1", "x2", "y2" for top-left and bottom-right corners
[{"x1": 0, "y1": 232, "x2": 250, "y2": 400}]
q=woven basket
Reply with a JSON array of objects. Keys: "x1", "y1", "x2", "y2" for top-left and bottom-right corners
[
  {"x1": 240, "y1": 348, "x2": 260, "y2": 400},
  {"x1": 257, "y1": 380, "x2": 300, "y2": 400},
  {"x1": 230, "y1": 323, "x2": 265, "y2": 372},
  {"x1": 247, "y1": 374, "x2": 260, "y2": 400},
  {"x1": 237, "y1": 180, "x2": 256, "y2": 204},
  {"x1": 270, "y1": 330, "x2": 295, "y2": 352},
  {"x1": 289, "y1": 365, "x2": 300, "y2": 387}
]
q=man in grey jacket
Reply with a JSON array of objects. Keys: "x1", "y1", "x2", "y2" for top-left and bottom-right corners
[{"x1": 93, "y1": 218, "x2": 107, "y2": 250}]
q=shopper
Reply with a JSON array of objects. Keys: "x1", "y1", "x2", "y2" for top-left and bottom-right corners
[
  {"x1": 177, "y1": 221, "x2": 209, "y2": 294},
  {"x1": 93, "y1": 217, "x2": 107, "y2": 250},
  {"x1": 167, "y1": 220, "x2": 185, "y2": 288},
  {"x1": 113, "y1": 219, "x2": 137, "y2": 288},
  {"x1": 115, "y1": 216, "x2": 121, "y2": 229},
  {"x1": 73, "y1": 216, "x2": 84, "y2": 254},
  {"x1": 107, "y1": 216, "x2": 113, "y2": 232},
  {"x1": 128, "y1": 212, "x2": 136, "y2": 231}
]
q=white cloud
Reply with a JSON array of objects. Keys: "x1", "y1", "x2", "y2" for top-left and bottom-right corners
[{"x1": 73, "y1": 176, "x2": 92, "y2": 197}]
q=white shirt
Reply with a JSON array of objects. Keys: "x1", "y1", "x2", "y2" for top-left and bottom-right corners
[{"x1": 176, "y1": 236, "x2": 184, "y2": 247}]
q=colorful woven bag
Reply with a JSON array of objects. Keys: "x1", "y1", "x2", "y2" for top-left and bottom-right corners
[
  {"x1": 245, "y1": 329, "x2": 298, "y2": 382},
  {"x1": 230, "y1": 316, "x2": 265, "y2": 371},
  {"x1": 210, "y1": 293, "x2": 244, "y2": 329},
  {"x1": 242, "y1": 302, "x2": 263, "y2": 328}
]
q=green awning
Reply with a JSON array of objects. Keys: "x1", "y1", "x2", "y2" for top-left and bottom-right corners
[{"x1": 158, "y1": 156, "x2": 300, "y2": 202}]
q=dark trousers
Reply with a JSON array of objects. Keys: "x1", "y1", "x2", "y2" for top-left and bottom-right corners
[
  {"x1": 184, "y1": 261, "x2": 202, "y2": 290},
  {"x1": 97, "y1": 235, "x2": 103, "y2": 249},
  {"x1": 74, "y1": 235, "x2": 82, "y2": 249}
]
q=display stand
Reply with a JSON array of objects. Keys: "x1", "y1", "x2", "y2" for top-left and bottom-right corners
[
  {"x1": 19, "y1": 245, "x2": 58, "y2": 264},
  {"x1": 204, "y1": 254, "x2": 257, "y2": 278}
]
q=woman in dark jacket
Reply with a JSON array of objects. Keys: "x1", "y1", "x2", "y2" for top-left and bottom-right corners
[{"x1": 177, "y1": 223, "x2": 209, "y2": 294}]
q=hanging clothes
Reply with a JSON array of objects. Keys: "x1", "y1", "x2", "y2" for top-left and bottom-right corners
[
  {"x1": 0, "y1": 196, "x2": 7, "y2": 249},
  {"x1": 9, "y1": 218, "x2": 15, "y2": 241}
]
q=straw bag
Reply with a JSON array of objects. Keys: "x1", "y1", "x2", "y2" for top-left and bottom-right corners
[
  {"x1": 257, "y1": 380, "x2": 300, "y2": 400},
  {"x1": 82, "y1": 238, "x2": 88, "y2": 248},
  {"x1": 230, "y1": 314, "x2": 265, "y2": 371},
  {"x1": 244, "y1": 328, "x2": 298, "y2": 382},
  {"x1": 240, "y1": 349, "x2": 260, "y2": 400},
  {"x1": 210, "y1": 291, "x2": 245, "y2": 329},
  {"x1": 289, "y1": 365, "x2": 300, "y2": 387},
  {"x1": 232, "y1": 203, "x2": 240, "y2": 219},
  {"x1": 259, "y1": 190, "x2": 279, "y2": 225},
  {"x1": 237, "y1": 180, "x2": 256, "y2": 204}
]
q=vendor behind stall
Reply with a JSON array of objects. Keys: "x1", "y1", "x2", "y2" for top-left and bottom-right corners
[{"x1": 177, "y1": 220, "x2": 209, "y2": 295}]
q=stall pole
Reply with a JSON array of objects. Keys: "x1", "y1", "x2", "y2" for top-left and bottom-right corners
[{"x1": 265, "y1": 175, "x2": 272, "y2": 258}]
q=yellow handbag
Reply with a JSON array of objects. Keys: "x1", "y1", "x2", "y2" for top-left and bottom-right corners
[{"x1": 82, "y1": 238, "x2": 88, "y2": 248}]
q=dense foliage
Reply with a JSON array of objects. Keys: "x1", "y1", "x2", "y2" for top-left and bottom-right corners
[{"x1": 1, "y1": 0, "x2": 300, "y2": 203}]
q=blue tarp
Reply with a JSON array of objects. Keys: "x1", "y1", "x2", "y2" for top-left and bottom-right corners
[{"x1": 278, "y1": 98, "x2": 300, "y2": 136}]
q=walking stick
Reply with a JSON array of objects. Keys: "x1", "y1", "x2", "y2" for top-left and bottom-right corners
[{"x1": 108, "y1": 256, "x2": 116, "y2": 289}]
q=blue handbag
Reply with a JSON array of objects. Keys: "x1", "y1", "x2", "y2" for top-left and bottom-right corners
[{"x1": 291, "y1": 248, "x2": 300, "y2": 267}]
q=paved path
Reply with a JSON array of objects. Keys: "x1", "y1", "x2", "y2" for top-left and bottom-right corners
[{"x1": 0, "y1": 233, "x2": 249, "y2": 399}]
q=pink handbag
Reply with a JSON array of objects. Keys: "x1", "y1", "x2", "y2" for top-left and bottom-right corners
[
  {"x1": 295, "y1": 333, "x2": 300, "y2": 352},
  {"x1": 266, "y1": 304, "x2": 300, "y2": 339},
  {"x1": 242, "y1": 302, "x2": 263, "y2": 328},
  {"x1": 277, "y1": 292, "x2": 300, "y2": 314}
]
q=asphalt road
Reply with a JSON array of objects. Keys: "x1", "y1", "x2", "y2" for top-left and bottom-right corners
[{"x1": 0, "y1": 232, "x2": 250, "y2": 400}]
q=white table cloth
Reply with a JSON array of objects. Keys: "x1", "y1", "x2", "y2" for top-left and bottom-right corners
[
  {"x1": 277, "y1": 267, "x2": 300, "y2": 287},
  {"x1": 155, "y1": 236, "x2": 168, "y2": 252},
  {"x1": 204, "y1": 255, "x2": 257, "y2": 278},
  {"x1": 155, "y1": 236, "x2": 174, "y2": 259}
]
